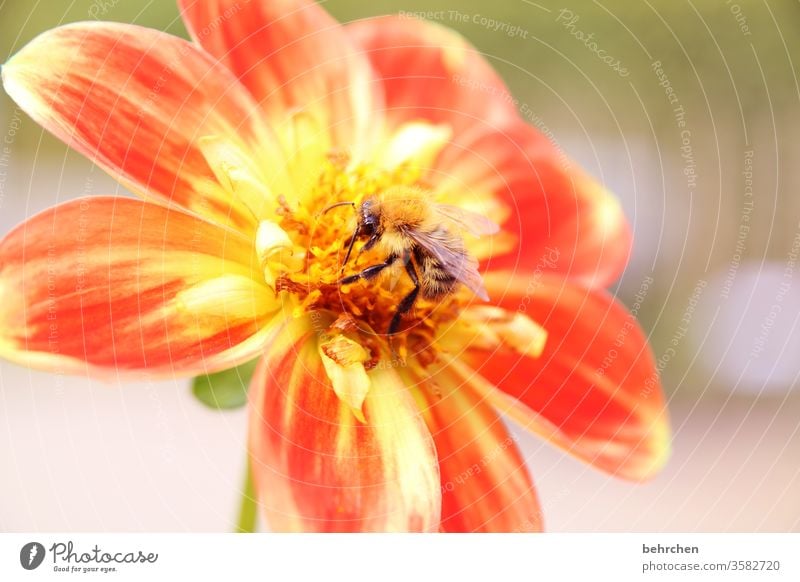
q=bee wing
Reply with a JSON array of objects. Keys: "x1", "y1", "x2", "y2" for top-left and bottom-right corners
[
  {"x1": 433, "y1": 204, "x2": 500, "y2": 236},
  {"x1": 406, "y1": 228, "x2": 490, "y2": 301}
]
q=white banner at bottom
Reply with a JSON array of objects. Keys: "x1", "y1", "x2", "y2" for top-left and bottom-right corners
[{"x1": 1, "y1": 533, "x2": 797, "y2": 581}]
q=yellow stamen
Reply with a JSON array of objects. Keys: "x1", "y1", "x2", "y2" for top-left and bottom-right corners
[{"x1": 270, "y1": 155, "x2": 467, "y2": 364}]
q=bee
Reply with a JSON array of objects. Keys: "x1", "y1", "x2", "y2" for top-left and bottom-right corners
[{"x1": 324, "y1": 187, "x2": 499, "y2": 336}]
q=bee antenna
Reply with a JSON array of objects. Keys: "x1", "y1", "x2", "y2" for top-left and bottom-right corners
[{"x1": 320, "y1": 201, "x2": 355, "y2": 216}]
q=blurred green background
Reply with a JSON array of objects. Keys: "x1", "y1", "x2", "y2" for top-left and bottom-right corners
[{"x1": 1, "y1": 1, "x2": 798, "y2": 531}]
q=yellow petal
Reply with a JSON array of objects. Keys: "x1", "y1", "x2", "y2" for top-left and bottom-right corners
[
  {"x1": 281, "y1": 111, "x2": 331, "y2": 203},
  {"x1": 255, "y1": 221, "x2": 304, "y2": 286},
  {"x1": 441, "y1": 305, "x2": 548, "y2": 358},
  {"x1": 318, "y1": 334, "x2": 372, "y2": 422},
  {"x1": 379, "y1": 122, "x2": 451, "y2": 170},
  {"x1": 198, "y1": 135, "x2": 278, "y2": 221},
  {"x1": 175, "y1": 274, "x2": 279, "y2": 322}
]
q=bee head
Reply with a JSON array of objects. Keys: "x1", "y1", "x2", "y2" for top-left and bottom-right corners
[{"x1": 358, "y1": 198, "x2": 381, "y2": 237}]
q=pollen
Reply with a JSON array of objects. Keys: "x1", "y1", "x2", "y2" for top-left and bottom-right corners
[{"x1": 272, "y1": 155, "x2": 466, "y2": 363}]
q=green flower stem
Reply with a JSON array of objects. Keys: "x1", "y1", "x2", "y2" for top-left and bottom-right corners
[{"x1": 236, "y1": 458, "x2": 258, "y2": 533}]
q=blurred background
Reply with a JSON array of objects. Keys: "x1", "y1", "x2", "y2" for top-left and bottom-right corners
[{"x1": 1, "y1": 0, "x2": 799, "y2": 532}]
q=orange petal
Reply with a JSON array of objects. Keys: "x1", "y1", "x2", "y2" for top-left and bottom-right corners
[
  {"x1": 0, "y1": 197, "x2": 276, "y2": 377},
  {"x1": 459, "y1": 273, "x2": 670, "y2": 481},
  {"x1": 434, "y1": 122, "x2": 632, "y2": 288},
  {"x1": 1, "y1": 22, "x2": 281, "y2": 234},
  {"x1": 412, "y1": 366, "x2": 543, "y2": 532},
  {"x1": 248, "y1": 315, "x2": 441, "y2": 532},
  {"x1": 347, "y1": 15, "x2": 518, "y2": 134},
  {"x1": 179, "y1": 0, "x2": 382, "y2": 158}
]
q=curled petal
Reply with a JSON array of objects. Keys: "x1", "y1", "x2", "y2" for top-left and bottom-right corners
[
  {"x1": 412, "y1": 366, "x2": 543, "y2": 532},
  {"x1": 318, "y1": 334, "x2": 372, "y2": 422},
  {"x1": 254, "y1": 221, "x2": 303, "y2": 287},
  {"x1": 0, "y1": 197, "x2": 276, "y2": 377},
  {"x1": 1, "y1": 22, "x2": 284, "y2": 234},
  {"x1": 460, "y1": 273, "x2": 670, "y2": 480},
  {"x1": 440, "y1": 305, "x2": 548, "y2": 359},
  {"x1": 179, "y1": 0, "x2": 383, "y2": 158},
  {"x1": 249, "y1": 315, "x2": 441, "y2": 532}
]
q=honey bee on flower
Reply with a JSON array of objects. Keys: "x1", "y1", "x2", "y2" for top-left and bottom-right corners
[
  {"x1": 325, "y1": 185, "x2": 499, "y2": 338},
  {"x1": 0, "y1": 0, "x2": 669, "y2": 532}
]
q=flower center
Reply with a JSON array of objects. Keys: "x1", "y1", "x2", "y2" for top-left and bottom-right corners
[{"x1": 272, "y1": 154, "x2": 467, "y2": 364}]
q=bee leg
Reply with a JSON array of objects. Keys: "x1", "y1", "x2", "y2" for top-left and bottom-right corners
[
  {"x1": 351, "y1": 233, "x2": 381, "y2": 268},
  {"x1": 339, "y1": 253, "x2": 398, "y2": 285},
  {"x1": 362, "y1": 233, "x2": 381, "y2": 252},
  {"x1": 388, "y1": 258, "x2": 420, "y2": 337},
  {"x1": 340, "y1": 226, "x2": 361, "y2": 271}
]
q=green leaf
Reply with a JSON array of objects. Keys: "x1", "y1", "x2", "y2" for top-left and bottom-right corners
[{"x1": 191, "y1": 359, "x2": 259, "y2": 410}]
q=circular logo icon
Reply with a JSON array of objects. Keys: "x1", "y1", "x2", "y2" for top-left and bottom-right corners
[{"x1": 20, "y1": 542, "x2": 46, "y2": 570}]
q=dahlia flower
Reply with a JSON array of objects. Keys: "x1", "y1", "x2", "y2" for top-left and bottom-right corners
[{"x1": 0, "y1": 0, "x2": 669, "y2": 531}]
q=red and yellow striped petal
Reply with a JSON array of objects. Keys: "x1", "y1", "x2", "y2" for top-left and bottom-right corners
[
  {"x1": 434, "y1": 122, "x2": 632, "y2": 288},
  {"x1": 179, "y1": 0, "x2": 382, "y2": 158},
  {"x1": 0, "y1": 197, "x2": 276, "y2": 377},
  {"x1": 412, "y1": 366, "x2": 543, "y2": 532},
  {"x1": 1, "y1": 22, "x2": 280, "y2": 234},
  {"x1": 461, "y1": 273, "x2": 670, "y2": 480},
  {"x1": 248, "y1": 315, "x2": 441, "y2": 532},
  {"x1": 347, "y1": 16, "x2": 517, "y2": 134}
]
